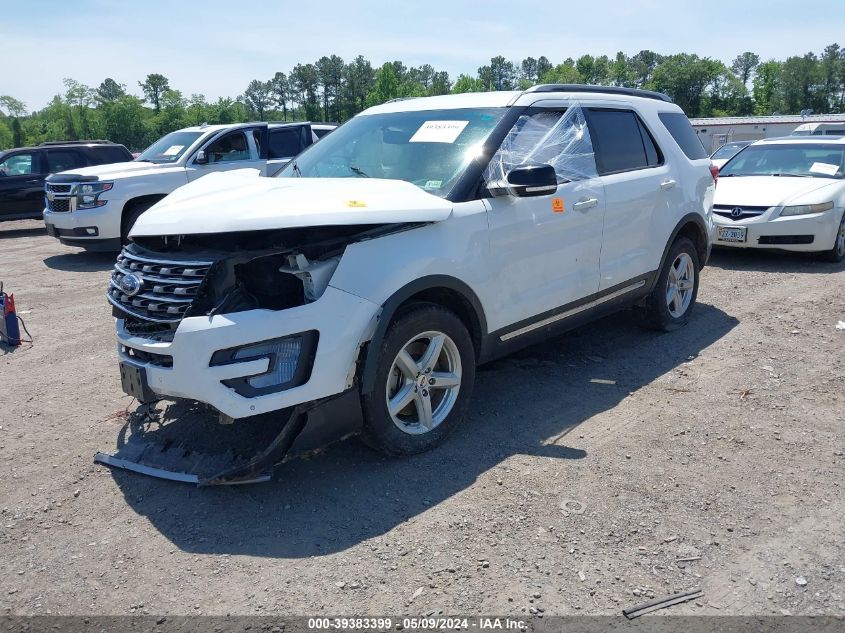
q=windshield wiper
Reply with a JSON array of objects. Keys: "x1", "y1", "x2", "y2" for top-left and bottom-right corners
[
  {"x1": 349, "y1": 165, "x2": 369, "y2": 178},
  {"x1": 291, "y1": 161, "x2": 302, "y2": 177}
]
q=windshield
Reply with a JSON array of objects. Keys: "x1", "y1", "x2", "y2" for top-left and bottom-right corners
[
  {"x1": 719, "y1": 143, "x2": 845, "y2": 179},
  {"x1": 137, "y1": 131, "x2": 204, "y2": 164},
  {"x1": 711, "y1": 143, "x2": 747, "y2": 160},
  {"x1": 277, "y1": 108, "x2": 508, "y2": 198}
]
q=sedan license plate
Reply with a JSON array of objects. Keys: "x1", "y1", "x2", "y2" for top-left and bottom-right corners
[
  {"x1": 718, "y1": 226, "x2": 747, "y2": 243},
  {"x1": 119, "y1": 362, "x2": 155, "y2": 402}
]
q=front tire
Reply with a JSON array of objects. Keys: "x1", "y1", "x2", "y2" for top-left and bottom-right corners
[
  {"x1": 634, "y1": 236, "x2": 700, "y2": 331},
  {"x1": 819, "y1": 210, "x2": 845, "y2": 263},
  {"x1": 360, "y1": 303, "x2": 476, "y2": 455}
]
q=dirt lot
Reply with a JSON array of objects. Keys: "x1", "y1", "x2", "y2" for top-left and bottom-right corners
[{"x1": 1, "y1": 218, "x2": 843, "y2": 618}]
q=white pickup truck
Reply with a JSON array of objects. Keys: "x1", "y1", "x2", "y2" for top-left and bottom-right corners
[{"x1": 43, "y1": 121, "x2": 335, "y2": 251}]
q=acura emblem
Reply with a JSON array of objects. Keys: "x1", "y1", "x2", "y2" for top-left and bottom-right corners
[
  {"x1": 119, "y1": 274, "x2": 143, "y2": 297},
  {"x1": 730, "y1": 207, "x2": 744, "y2": 218}
]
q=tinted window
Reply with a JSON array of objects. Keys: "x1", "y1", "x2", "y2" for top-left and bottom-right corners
[
  {"x1": 313, "y1": 127, "x2": 333, "y2": 139},
  {"x1": 638, "y1": 118, "x2": 661, "y2": 166},
  {"x1": 659, "y1": 112, "x2": 708, "y2": 160},
  {"x1": 0, "y1": 152, "x2": 37, "y2": 175},
  {"x1": 92, "y1": 146, "x2": 132, "y2": 164},
  {"x1": 588, "y1": 110, "x2": 648, "y2": 174},
  {"x1": 46, "y1": 149, "x2": 84, "y2": 173},
  {"x1": 269, "y1": 128, "x2": 303, "y2": 158}
]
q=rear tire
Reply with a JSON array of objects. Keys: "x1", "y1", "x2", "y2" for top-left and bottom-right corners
[
  {"x1": 121, "y1": 200, "x2": 157, "y2": 244},
  {"x1": 360, "y1": 303, "x2": 476, "y2": 456},
  {"x1": 634, "y1": 237, "x2": 700, "y2": 332},
  {"x1": 819, "y1": 210, "x2": 845, "y2": 263}
]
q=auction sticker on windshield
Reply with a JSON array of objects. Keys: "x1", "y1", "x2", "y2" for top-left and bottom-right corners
[
  {"x1": 809, "y1": 162, "x2": 839, "y2": 176},
  {"x1": 409, "y1": 121, "x2": 469, "y2": 143},
  {"x1": 718, "y1": 226, "x2": 747, "y2": 242},
  {"x1": 163, "y1": 145, "x2": 184, "y2": 156}
]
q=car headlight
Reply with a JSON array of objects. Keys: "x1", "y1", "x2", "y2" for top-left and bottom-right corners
[
  {"x1": 780, "y1": 201, "x2": 834, "y2": 217},
  {"x1": 76, "y1": 182, "x2": 113, "y2": 209}
]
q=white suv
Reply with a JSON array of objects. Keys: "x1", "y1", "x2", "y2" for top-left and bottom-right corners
[
  {"x1": 103, "y1": 85, "x2": 715, "y2": 481},
  {"x1": 43, "y1": 122, "x2": 333, "y2": 251}
]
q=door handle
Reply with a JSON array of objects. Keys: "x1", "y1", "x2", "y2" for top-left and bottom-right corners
[
  {"x1": 660, "y1": 179, "x2": 676, "y2": 190},
  {"x1": 573, "y1": 198, "x2": 599, "y2": 211}
]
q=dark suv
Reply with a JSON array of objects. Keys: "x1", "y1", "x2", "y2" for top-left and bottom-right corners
[{"x1": 0, "y1": 140, "x2": 133, "y2": 222}]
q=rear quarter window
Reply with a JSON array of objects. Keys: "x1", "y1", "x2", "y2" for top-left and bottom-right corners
[{"x1": 658, "y1": 112, "x2": 708, "y2": 160}]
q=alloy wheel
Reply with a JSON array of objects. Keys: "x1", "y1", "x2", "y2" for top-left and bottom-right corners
[
  {"x1": 666, "y1": 252, "x2": 695, "y2": 318},
  {"x1": 385, "y1": 331, "x2": 462, "y2": 435}
]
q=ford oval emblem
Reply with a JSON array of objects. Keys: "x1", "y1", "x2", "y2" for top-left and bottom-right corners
[
  {"x1": 119, "y1": 274, "x2": 143, "y2": 297},
  {"x1": 730, "y1": 207, "x2": 744, "y2": 218}
]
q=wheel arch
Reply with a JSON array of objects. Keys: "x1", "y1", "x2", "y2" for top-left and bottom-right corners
[
  {"x1": 359, "y1": 275, "x2": 488, "y2": 395},
  {"x1": 121, "y1": 194, "x2": 168, "y2": 234},
  {"x1": 652, "y1": 213, "x2": 709, "y2": 292}
]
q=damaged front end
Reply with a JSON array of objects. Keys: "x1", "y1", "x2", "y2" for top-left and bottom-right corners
[{"x1": 97, "y1": 224, "x2": 406, "y2": 485}]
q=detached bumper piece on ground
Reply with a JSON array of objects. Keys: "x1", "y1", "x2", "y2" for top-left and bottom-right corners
[{"x1": 94, "y1": 401, "x2": 318, "y2": 486}]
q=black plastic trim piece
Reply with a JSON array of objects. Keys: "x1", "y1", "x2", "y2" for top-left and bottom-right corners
[
  {"x1": 56, "y1": 236, "x2": 121, "y2": 251},
  {"x1": 359, "y1": 275, "x2": 489, "y2": 394},
  {"x1": 525, "y1": 84, "x2": 673, "y2": 103},
  {"x1": 758, "y1": 235, "x2": 814, "y2": 245},
  {"x1": 481, "y1": 272, "x2": 655, "y2": 363}
]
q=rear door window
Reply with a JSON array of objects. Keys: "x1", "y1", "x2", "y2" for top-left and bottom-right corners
[
  {"x1": 587, "y1": 109, "x2": 653, "y2": 175},
  {"x1": 46, "y1": 149, "x2": 85, "y2": 173},
  {"x1": 658, "y1": 112, "x2": 708, "y2": 160},
  {"x1": 268, "y1": 128, "x2": 305, "y2": 158}
]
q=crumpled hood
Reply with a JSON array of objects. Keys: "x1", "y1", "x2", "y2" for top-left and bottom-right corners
[
  {"x1": 714, "y1": 176, "x2": 841, "y2": 207},
  {"x1": 131, "y1": 170, "x2": 454, "y2": 237},
  {"x1": 50, "y1": 161, "x2": 185, "y2": 181}
]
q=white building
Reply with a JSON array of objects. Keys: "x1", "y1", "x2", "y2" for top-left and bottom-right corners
[{"x1": 690, "y1": 114, "x2": 845, "y2": 152}]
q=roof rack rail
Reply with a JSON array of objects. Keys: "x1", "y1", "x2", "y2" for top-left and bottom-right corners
[
  {"x1": 39, "y1": 139, "x2": 112, "y2": 146},
  {"x1": 525, "y1": 84, "x2": 673, "y2": 103}
]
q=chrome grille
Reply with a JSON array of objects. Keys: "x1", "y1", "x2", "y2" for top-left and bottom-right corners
[
  {"x1": 713, "y1": 205, "x2": 769, "y2": 221},
  {"x1": 107, "y1": 248, "x2": 213, "y2": 323},
  {"x1": 46, "y1": 182, "x2": 74, "y2": 212}
]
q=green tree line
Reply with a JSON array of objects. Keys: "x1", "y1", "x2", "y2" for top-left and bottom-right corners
[{"x1": 2, "y1": 45, "x2": 844, "y2": 151}]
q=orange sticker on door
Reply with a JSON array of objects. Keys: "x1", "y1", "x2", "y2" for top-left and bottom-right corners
[{"x1": 552, "y1": 197, "x2": 565, "y2": 213}]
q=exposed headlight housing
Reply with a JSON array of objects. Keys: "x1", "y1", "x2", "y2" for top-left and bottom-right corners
[
  {"x1": 77, "y1": 182, "x2": 113, "y2": 209},
  {"x1": 780, "y1": 201, "x2": 834, "y2": 217}
]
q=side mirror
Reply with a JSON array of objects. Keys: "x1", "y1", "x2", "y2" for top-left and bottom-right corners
[
  {"x1": 195, "y1": 150, "x2": 208, "y2": 165},
  {"x1": 487, "y1": 163, "x2": 558, "y2": 198}
]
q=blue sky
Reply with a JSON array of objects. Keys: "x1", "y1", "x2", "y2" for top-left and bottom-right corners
[{"x1": 3, "y1": 0, "x2": 845, "y2": 111}]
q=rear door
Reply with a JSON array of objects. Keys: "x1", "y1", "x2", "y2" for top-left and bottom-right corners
[
  {"x1": 585, "y1": 107, "x2": 680, "y2": 291},
  {"x1": 0, "y1": 150, "x2": 46, "y2": 218},
  {"x1": 186, "y1": 126, "x2": 267, "y2": 181},
  {"x1": 266, "y1": 124, "x2": 313, "y2": 174}
]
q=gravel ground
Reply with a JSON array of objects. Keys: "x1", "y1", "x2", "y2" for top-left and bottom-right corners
[{"x1": 1, "y1": 219, "x2": 843, "y2": 617}]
